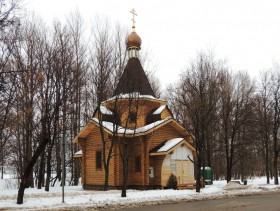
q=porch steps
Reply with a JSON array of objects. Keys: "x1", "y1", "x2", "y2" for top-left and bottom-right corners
[{"x1": 178, "y1": 183, "x2": 196, "y2": 190}]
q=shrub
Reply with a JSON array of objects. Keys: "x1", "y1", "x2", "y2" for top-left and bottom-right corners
[{"x1": 166, "y1": 174, "x2": 178, "y2": 189}]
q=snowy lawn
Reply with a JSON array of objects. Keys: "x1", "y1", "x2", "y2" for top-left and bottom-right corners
[{"x1": 0, "y1": 177, "x2": 279, "y2": 210}]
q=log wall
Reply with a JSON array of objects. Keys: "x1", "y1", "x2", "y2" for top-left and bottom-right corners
[
  {"x1": 82, "y1": 127, "x2": 116, "y2": 186},
  {"x1": 149, "y1": 155, "x2": 165, "y2": 186},
  {"x1": 149, "y1": 124, "x2": 184, "y2": 150}
]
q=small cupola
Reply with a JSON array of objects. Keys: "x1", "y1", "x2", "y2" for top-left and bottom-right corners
[{"x1": 126, "y1": 9, "x2": 141, "y2": 58}]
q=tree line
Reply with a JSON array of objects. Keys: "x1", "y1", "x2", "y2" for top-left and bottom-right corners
[{"x1": 167, "y1": 52, "x2": 280, "y2": 191}]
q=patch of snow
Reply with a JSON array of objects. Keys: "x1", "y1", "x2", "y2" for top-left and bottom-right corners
[
  {"x1": 74, "y1": 150, "x2": 82, "y2": 155},
  {"x1": 153, "y1": 105, "x2": 166, "y2": 115},
  {"x1": 0, "y1": 177, "x2": 279, "y2": 210},
  {"x1": 201, "y1": 185, "x2": 221, "y2": 194},
  {"x1": 136, "y1": 117, "x2": 172, "y2": 133},
  {"x1": 0, "y1": 179, "x2": 18, "y2": 190},
  {"x1": 223, "y1": 181, "x2": 249, "y2": 190},
  {"x1": 100, "y1": 106, "x2": 113, "y2": 115},
  {"x1": 92, "y1": 116, "x2": 172, "y2": 135},
  {"x1": 201, "y1": 167, "x2": 211, "y2": 170},
  {"x1": 157, "y1": 138, "x2": 184, "y2": 152}
]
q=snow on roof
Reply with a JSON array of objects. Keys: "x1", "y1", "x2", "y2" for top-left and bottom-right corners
[
  {"x1": 104, "y1": 92, "x2": 165, "y2": 102},
  {"x1": 157, "y1": 138, "x2": 184, "y2": 152},
  {"x1": 201, "y1": 167, "x2": 211, "y2": 170},
  {"x1": 136, "y1": 117, "x2": 171, "y2": 133},
  {"x1": 74, "y1": 150, "x2": 82, "y2": 155},
  {"x1": 92, "y1": 116, "x2": 172, "y2": 135},
  {"x1": 100, "y1": 106, "x2": 113, "y2": 115},
  {"x1": 153, "y1": 105, "x2": 166, "y2": 115}
]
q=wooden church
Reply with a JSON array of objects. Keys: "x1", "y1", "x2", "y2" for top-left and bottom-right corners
[{"x1": 73, "y1": 11, "x2": 196, "y2": 190}]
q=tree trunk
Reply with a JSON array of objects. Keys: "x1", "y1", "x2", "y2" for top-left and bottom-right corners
[
  {"x1": 121, "y1": 144, "x2": 128, "y2": 197},
  {"x1": 206, "y1": 138, "x2": 212, "y2": 168},
  {"x1": 1, "y1": 156, "x2": 4, "y2": 179},
  {"x1": 56, "y1": 142, "x2": 62, "y2": 182},
  {"x1": 226, "y1": 167, "x2": 232, "y2": 183},
  {"x1": 37, "y1": 153, "x2": 45, "y2": 189},
  {"x1": 273, "y1": 124, "x2": 279, "y2": 185},
  {"x1": 240, "y1": 157, "x2": 244, "y2": 182},
  {"x1": 1, "y1": 165, "x2": 3, "y2": 179},
  {"x1": 121, "y1": 159, "x2": 128, "y2": 197},
  {"x1": 226, "y1": 155, "x2": 232, "y2": 183},
  {"x1": 45, "y1": 146, "x2": 52, "y2": 191},
  {"x1": 195, "y1": 160, "x2": 201, "y2": 193},
  {"x1": 273, "y1": 151, "x2": 279, "y2": 185},
  {"x1": 17, "y1": 136, "x2": 49, "y2": 204},
  {"x1": 104, "y1": 167, "x2": 109, "y2": 191},
  {"x1": 73, "y1": 159, "x2": 80, "y2": 186},
  {"x1": 265, "y1": 140, "x2": 270, "y2": 184},
  {"x1": 270, "y1": 166, "x2": 273, "y2": 180}
]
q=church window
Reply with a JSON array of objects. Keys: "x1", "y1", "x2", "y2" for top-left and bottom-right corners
[
  {"x1": 149, "y1": 167, "x2": 154, "y2": 178},
  {"x1": 135, "y1": 156, "x2": 141, "y2": 172},
  {"x1": 129, "y1": 112, "x2": 137, "y2": 123},
  {"x1": 96, "y1": 151, "x2": 102, "y2": 169}
]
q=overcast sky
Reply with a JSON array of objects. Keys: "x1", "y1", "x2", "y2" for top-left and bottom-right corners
[{"x1": 25, "y1": 0, "x2": 280, "y2": 88}]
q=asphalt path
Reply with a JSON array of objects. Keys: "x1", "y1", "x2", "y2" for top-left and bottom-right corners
[{"x1": 115, "y1": 192, "x2": 280, "y2": 211}]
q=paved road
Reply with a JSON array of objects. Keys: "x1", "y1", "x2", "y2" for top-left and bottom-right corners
[{"x1": 115, "y1": 193, "x2": 280, "y2": 211}]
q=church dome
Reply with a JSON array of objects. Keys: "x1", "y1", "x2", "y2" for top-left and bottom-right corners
[{"x1": 125, "y1": 27, "x2": 142, "y2": 49}]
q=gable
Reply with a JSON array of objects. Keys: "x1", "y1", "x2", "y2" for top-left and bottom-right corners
[
  {"x1": 148, "y1": 123, "x2": 185, "y2": 150},
  {"x1": 73, "y1": 121, "x2": 109, "y2": 143},
  {"x1": 171, "y1": 144, "x2": 194, "y2": 161},
  {"x1": 150, "y1": 138, "x2": 195, "y2": 156}
]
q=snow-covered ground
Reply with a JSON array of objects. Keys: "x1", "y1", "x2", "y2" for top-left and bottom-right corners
[{"x1": 0, "y1": 177, "x2": 279, "y2": 210}]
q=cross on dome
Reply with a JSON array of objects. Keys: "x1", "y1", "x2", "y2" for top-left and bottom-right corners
[{"x1": 130, "y1": 8, "x2": 137, "y2": 28}]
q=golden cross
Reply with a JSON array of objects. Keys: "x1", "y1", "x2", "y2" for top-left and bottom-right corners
[{"x1": 130, "y1": 8, "x2": 137, "y2": 27}]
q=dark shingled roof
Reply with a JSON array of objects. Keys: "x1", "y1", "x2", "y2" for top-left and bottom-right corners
[{"x1": 115, "y1": 57, "x2": 155, "y2": 97}]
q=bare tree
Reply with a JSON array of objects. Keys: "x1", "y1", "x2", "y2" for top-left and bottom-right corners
[
  {"x1": 0, "y1": 71, "x2": 16, "y2": 178},
  {"x1": 0, "y1": 0, "x2": 20, "y2": 29},
  {"x1": 0, "y1": 26, "x2": 18, "y2": 177},
  {"x1": 13, "y1": 16, "x2": 54, "y2": 204},
  {"x1": 168, "y1": 52, "x2": 222, "y2": 192},
  {"x1": 0, "y1": 4, "x2": 22, "y2": 166},
  {"x1": 270, "y1": 65, "x2": 280, "y2": 185},
  {"x1": 255, "y1": 71, "x2": 273, "y2": 183},
  {"x1": 10, "y1": 16, "x2": 49, "y2": 188},
  {"x1": 66, "y1": 10, "x2": 87, "y2": 186},
  {"x1": 218, "y1": 71, "x2": 254, "y2": 182}
]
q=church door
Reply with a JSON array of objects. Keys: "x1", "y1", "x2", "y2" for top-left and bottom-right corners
[{"x1": 175, "y1": 161, "x2": 188, "y2": 184}]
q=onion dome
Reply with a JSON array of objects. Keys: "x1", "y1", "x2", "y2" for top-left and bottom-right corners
[{"x1": 125, "y1": 26, "x2": 142, "y2": 50}]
